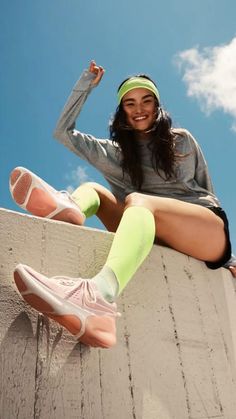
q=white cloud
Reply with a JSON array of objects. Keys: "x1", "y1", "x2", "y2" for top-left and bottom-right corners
[
  {"x1": 175, "y1": 37, "x2": 236, "y2": 131},
  {"x1": 65, "y1": 165, "x2": 91, "y2": 193}
]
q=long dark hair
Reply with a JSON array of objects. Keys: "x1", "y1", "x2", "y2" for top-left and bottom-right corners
[{"x1": 109, "y1": 74, "x2": 178, "y2": 190}]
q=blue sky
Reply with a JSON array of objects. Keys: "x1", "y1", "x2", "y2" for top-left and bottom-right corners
[{"x1": 1, "y1": 0, "x2": 236, "y2": 250}]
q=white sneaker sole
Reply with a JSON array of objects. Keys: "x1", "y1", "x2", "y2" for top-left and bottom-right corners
[{"x1": 10, "y1": 167, "x2": 85, "y2": 225}]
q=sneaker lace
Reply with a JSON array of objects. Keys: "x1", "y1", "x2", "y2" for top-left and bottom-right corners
[
  {"x1": 52, "y1": 275, "x2": 119, "y2": 316},
  {"x1": 53, "y1": 275, "x2": 97, "y2": 302}
]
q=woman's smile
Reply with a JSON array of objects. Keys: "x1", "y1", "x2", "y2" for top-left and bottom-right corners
[{"x1": 122, "y1": 88, "x2": 156, "y2": 132}]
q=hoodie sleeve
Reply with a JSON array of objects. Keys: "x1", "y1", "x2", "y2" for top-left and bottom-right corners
[{"x1": 53, "y1": 69, "x2": 97, "y2": 154}]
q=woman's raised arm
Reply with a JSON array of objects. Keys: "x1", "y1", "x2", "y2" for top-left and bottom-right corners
[{"x1": 53, "y1": 61, "x2": 105, "y2": 149}]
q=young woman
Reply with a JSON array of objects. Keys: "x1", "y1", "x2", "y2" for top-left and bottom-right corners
[{"x1": 10, "y1": 61, "x2": 233, "y2": 349}]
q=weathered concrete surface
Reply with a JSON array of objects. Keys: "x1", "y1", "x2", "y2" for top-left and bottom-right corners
[{"x1": 0, "y1": 207, "x2": 236, "y2": 419}]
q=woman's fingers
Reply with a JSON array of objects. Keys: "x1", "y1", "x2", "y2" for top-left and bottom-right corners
[
  {"x1": 89, "y1": 60, "x2": 97, "y2": 73},
  {"x1": 89, "y1": 60, "x2": 105, "y2": 85}
]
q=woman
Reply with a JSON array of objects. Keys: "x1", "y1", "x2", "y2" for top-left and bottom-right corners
[{"x1": 10, "y1": 61, "x2": 233, "y2": 349}]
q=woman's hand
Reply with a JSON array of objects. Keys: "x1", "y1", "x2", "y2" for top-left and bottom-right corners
[{"x1": 89, "y1": 60, "x2": 105, "y2": 86}]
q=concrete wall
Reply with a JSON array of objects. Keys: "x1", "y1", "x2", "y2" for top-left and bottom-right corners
[{"x1": 0, "y1": 207, "x2": 236, "y2": 419}]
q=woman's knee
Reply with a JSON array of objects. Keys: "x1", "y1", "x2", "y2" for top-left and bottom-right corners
[
  {"x1": 125, "y1": 192, "x2": 143, "y2": 206},
  {"x1": 125, "y1": 192, "x2": 154, "y2": 212}
]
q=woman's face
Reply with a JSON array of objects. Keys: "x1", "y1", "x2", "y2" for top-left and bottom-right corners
[{"x1": 122, "y1": 88, "x2": 157, "y2": 132}]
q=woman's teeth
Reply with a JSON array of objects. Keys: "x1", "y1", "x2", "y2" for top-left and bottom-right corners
[{"x1": 134, "y1": 116, "x2": 147, "y2": 121}]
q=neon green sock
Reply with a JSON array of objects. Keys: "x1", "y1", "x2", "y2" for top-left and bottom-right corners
[
  {"x1": 92, "y1": 265, "x2": 119, "y2": 303},
  {"x1": 93, "y1": 206, "x2": 155, "y2": 301},
  {"x1": 71, "y1": 184, "x2": 100, "y2": 218}
]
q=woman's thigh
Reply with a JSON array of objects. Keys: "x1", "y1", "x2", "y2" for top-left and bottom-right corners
[{"x1": 125, "y1": 193, "x2": 227, "y2": 263}]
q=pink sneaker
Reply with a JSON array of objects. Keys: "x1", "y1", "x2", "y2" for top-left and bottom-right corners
[
  {"x1": 9, "y1": 167, "x2": 85, "y2": 225},
  {"x1": 14, "y1": 264, "x2": 120, "y2": 348}
]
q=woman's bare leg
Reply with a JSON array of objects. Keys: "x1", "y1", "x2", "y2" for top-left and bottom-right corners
[{"x1": 125, "y1": 193, "x2": 227, "y2": 263}]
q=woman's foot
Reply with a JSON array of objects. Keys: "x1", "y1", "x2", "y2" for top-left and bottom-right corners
[
  {"x1": 9, "y1": 167, "x2": 85, "y2": 225},
  {"x1": 14, "y1": 264, "x2": 119, "y2": 348}
]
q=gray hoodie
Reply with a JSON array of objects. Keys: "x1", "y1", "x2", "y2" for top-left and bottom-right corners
[{"x1": 54, "y1": 69, "x2": 220, "y2": 208}]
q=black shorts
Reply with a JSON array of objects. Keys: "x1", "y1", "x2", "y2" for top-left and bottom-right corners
[{"x1": 205, "y1": 207, "x2": 232, "y2": 270}]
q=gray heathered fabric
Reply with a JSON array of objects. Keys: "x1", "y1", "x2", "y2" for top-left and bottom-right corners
[{"x1": 53, "y1": 70, "x2": 220, "y2": 208}]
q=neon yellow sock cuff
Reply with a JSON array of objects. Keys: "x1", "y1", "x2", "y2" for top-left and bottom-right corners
[
  {"x1": 105, "y1": 206, "x2": 155, "y2": 293},
  {"x1": 71, "y1": 184, "x2": 100, "y2": 218}
]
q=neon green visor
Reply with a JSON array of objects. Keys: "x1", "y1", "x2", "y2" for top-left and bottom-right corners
[{"x1": 117, "y1": 77, "x2": 160, "y2": 104}]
